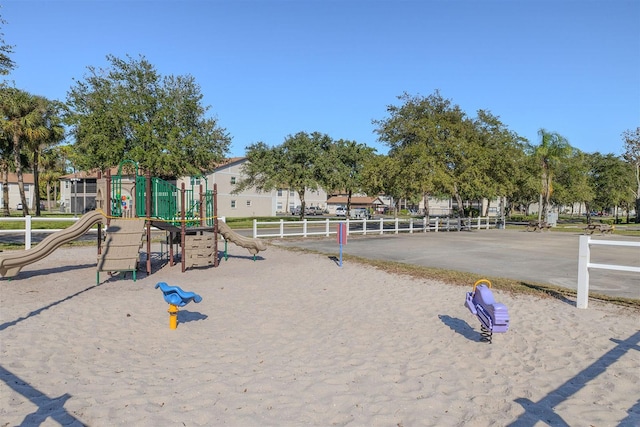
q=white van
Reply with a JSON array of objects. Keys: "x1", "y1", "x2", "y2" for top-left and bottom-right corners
[{"x1": 335, "y1": 206, "x2": 346, "y2": 217}]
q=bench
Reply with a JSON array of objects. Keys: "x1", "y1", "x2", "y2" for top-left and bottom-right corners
[
  {"x1": 583, "y1": 223, "x2": 614, "y2": 235},
  {"x1": 526, "y1": 221, "x2": 552, "y2": 232}
]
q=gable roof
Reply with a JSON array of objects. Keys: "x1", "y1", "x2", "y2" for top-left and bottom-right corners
[{"x1": 4, "y1": 173, "x2": 35, "y2": 185}]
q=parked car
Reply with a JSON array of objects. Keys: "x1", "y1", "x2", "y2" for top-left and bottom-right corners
[
  {"x1": 305, "y1": 206, "x2": 323, "y2": 216},
  {"x1": 335, "y1": 206, "x2": 347, "y2": 217},
  {"x1": 16, "y1": 203, "x2": 23, "y2": 210},
  {"x1": 350, "y1": 208, "x2": 372, "y2": 219}
]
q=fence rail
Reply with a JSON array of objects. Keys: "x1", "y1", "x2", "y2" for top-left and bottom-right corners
[
  {"x1": 252, "y1": 216, "x2": 498, "y2": 239},
  {"x1": 0, "y1": 216, "x2": 98, "y2": 250},
  {"x1": 1, "y1": 215, "x2": 500, "y2": 250},
  {"x1": 577, "y1": 235, "x2": 640, "y2": 308}
]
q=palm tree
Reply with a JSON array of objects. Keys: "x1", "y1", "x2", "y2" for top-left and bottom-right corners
[
  {"x1": 0, "y1": 127, "x2": 11, "y2": 216},
  {"x1": 533, "y1": 129, "x2": 573, "y2": 222},
  {"x1": 0, "y1": 88, "x2": 50, "y2": 216},
  {"x1": 39, "y1": 145, "x2": 67, "y2": 211},
  {"x1": 28, "y1": 100, "x2": 65, "y2": 215}
]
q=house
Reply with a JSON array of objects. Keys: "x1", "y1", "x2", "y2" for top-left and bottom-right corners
[
  {"x1": 0, "y1": 173, "x2": 36, "y2": 211},
  {"x1": 59, "y1": 170, "x2": 102, "y2": 214}
]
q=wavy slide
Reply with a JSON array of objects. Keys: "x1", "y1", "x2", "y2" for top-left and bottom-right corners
[
  {"x1": 217, "y1": 220, "x2": 267, "y2": 256},
  {"x1": 0, "y1": 210, "x2": 106, "y2": 278}
]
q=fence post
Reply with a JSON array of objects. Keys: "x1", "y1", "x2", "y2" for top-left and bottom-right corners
[
  {"x1": 379, "y1": 217, "x2": 384, "y2": 235},
  {"x1": 279, "y1": 219, "x2": 284, "y2": 238},
  {"x1": 25, "y1": 215, "x2": 32, "y2": 250},
  {"x1": 577, "y1": 235, "x2": 590, "y2": 309},
  {"x1": 325, "y1": 218, "x2": 330, "y2": 237},
  {"x1": 303, "y1": 219, "x2": 308, "y2": 237},
  {"x1": 253, "y1": 218, "x2": 257, "y2": 238},
  {"x1": 409, "y1": 218, "x2": 413, "y2": 234},
  {"x1": 394, "y1": 218, "x2": 399, "y2": 234}
]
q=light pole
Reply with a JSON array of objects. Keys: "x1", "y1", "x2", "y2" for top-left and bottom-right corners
[{"x1": 71, "y1": 177, "x2": 80, "y2": 217}]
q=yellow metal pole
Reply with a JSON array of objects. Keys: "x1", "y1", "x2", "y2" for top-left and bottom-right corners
[{"x1": 168, "y1": 304, "x2": 178, "y2": 329}]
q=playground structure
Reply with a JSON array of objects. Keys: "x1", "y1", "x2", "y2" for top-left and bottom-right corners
[
  {"x1": 98, "y1": 160, "x2": 267, "y2": 275},
  {"x1": 0, "y1": 160, "x2": 266, "y2": 280}
]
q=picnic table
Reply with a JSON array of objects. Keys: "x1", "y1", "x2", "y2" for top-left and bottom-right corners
[
  {"x1": 583, "y1": 223, "x2": 615, "y2": 235},
  {"x1": 526, "y1": 220, "x2": 552, "y2": 232}
]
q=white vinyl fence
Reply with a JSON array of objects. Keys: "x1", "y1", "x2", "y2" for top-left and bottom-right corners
[
  {"x1": 253, "y1": 216, "x2": 498, "y2": 239},
  {"x1": 577, "y1": 235, "x2": 640, "y2": 309},
  {"x1": 0, "y1": 216, "x2": 97, "y2": 250}
]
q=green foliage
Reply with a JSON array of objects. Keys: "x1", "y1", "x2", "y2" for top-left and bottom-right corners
[
  {"x1": 65, "y1": 54, "x2": 230, "y2": 179},
  {"x1": 0, "y1": 10, "x2": 15, "y2": 76},
  {"x1": 373, "y1": 91, "x2": 526, "y2": 216},
  {"x1": 622, "y1": 127, "x2": 640, "y2": 223},
  {"x1": 588, "y1": 152, "x2": 635, "y2": 214},
  {"x1": 0, "y1": 87, "x2": 62, "y2": 216},
  {"x1": 234, "y1": 131, "x2": 332, "y2": 217},
  {"x1": 527, "y1": 128, "x2": 573, "y2": 220},
  {"x1": 324, "y1": 139, "x2": 376, "y2": 211}
]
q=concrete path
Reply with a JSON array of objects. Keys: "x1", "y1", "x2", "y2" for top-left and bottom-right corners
[{"x1": 272, "y1": 229, "x2": 640, "y2": 300}]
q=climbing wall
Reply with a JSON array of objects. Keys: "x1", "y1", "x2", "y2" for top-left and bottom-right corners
[{"x1": 184, "y1": 233, "x2": 216, "y2": 268}]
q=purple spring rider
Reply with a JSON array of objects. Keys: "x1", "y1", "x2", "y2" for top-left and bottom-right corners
[{"x1": 465, "y1": 279, "x2": 509, "y2": 344}]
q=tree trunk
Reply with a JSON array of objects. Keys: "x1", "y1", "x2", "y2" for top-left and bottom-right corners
[
  {"x1": 1, "y1": 166, "x2": 9, "y2": 216},
  {"x1": 33, "y1": 149, "x2": 41, "y2": 216},
  {"x1": 422, "y1": 192, "x2": 430, "y2": 218},
  {"x1": 13, "y1": 134, "x2": 29, "y2": 216}
]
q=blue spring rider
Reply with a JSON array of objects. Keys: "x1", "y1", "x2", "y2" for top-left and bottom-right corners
[{"x1": 155, "y1": 282, "x2": 202, "y2": 329}]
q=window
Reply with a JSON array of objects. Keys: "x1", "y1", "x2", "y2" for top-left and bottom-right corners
[
  {"x1": 277, "y1": 202, "x2": 283, "y2": 211},
  {"x1": 277, "y1": 189, "x2": 283, "y2": 196},
  {"x1": 231, "y1": 200, "x2": 236, "y2": 208},
  {"x1": 246, "y1": 200, "x2": 252, "y2": 207},
  {"x1": 289, "y1": 190, "x2": 294, "y2": 197},
  {"x1": 230, "y1": 176, "x2": 236, "y2": 184}
]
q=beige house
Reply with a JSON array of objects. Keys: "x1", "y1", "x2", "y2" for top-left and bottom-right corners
[{"x1": 1, "y1": 173, "x2": 36, "y2": 212}]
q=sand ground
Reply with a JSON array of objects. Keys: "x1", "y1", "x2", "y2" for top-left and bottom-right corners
[{"x1": 1, "y1": 242, "x2": 639, "y2": 426}]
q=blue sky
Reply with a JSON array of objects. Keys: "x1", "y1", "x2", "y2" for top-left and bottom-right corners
[{"x1": 2, "y1": 0, "x2": 639, "y2": 157}]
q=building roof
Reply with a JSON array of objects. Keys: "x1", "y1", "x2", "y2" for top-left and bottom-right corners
[
  {"x1": 4, "y1": 173, "x2": 35, "y2": 185},
  {"x1": 213, "y1": 157, "x2": 247, "y2": 171}
]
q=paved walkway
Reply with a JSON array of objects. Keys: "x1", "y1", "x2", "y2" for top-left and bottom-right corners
[{"x1": 272, "y1": 229, "x2": 640, "y2": 300}]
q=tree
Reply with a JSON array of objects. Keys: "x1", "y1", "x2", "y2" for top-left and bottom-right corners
[
  {"x1": 323, "y1": 139, "x2": 376, "y2": 215},
  {"x1": 529, "y1": 129, "x2": 573, "y2": 222},
  {"x1": 0, "y1": 88, "x2": 51, "y2": 216},
  {"x1": 39, "y1": 145, "x2": 68, "y2": 211},
  {"x1": 65, "y1": 54, "x2": 230, "y2": 179},
  {"x1": 0, "y1": 9, "x2": 15, "y2": 76},
  {"x1": 28, "y1": 100, "x2": 65, "y2": 215},
  {"x1": 622, "y1": 127, "x2": 640, "y2": 222},
  {"x1": 234, "y1": 131, "x2": 332, "y2": 218},
  {"x1": 553, "y1": 150, "x2": 594, "y2": 215},
  {"x1": 589, "y1": 152, "x2": 635, "y2": 222},
  {"x1": 374, "y1": 91, "x2": 525, "y2": 217},
  {"x1": 374, "y1": 91, "x2": 469, "y2": 216},
  {"x1": 359, "y1": 154, "x2": 417, "y2": 216}
]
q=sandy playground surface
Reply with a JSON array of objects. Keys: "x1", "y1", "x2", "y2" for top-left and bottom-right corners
[{"x1": 0, "y1": 242, "x2": 639, "y2": 426}]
